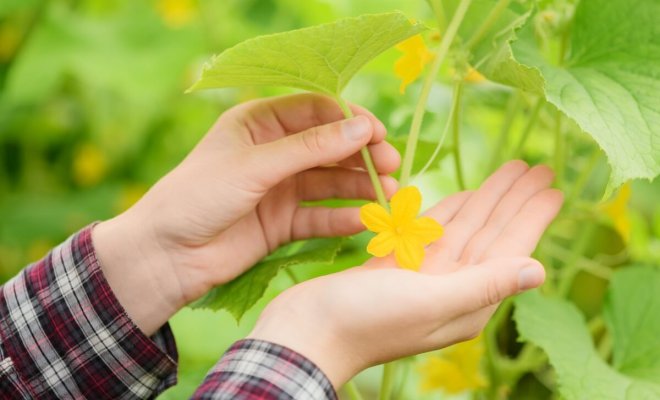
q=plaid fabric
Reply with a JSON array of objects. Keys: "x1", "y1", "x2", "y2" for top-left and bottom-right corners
[
  {"x1": 191, "y1": 339, "x2": 337, "y2": 400},
  {"x1": 0, "y1": 225, "x2": 178, "y2": 399}
]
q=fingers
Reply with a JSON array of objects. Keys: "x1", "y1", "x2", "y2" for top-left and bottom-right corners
[
  {"x1": 480, "y1": 188, "x2": 563, "y2": 259},
  {"x1": 297, "y1": 168, "x2": 398, "y2": 201},
  {"x1": 338, "y1": 141, "x2": 401, "y2": 174},
  {"x1": 291, "y1": 207, "x2": 364, "y2": 239},
  {"x1": 424, "y1": 191, "x2": 473, "y2": 225},
  {"x1": 458, "y1": 165, "x2": 555, "y2": 264},
  {"x1": 250, "y1": 115, "x2": 376, "y2": 186},
  {"x1": 437, "y1": 257, "x2": 545, "y2": 315},
  {"x1": 235, "y1": 93, "x2": 388, "y2": 144},
  {"x1": 429, "y1": 161, "x2": 530, "y2": 261}
]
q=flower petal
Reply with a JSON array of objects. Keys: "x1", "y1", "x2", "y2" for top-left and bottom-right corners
[
  {"x1": 360, "y1": 203, "x2": 393, "y2": 232},
  {"x1": 410, "y1": 216, "x2": 444, "y2": 245},
  {"x1": 367, "y1": 231, "x2": 397, "y2": 257},
  {"x1": 394, "y1": 235, "x2": 425, "y2": 271},
  {"x1": 391, "y1": 186, "x2": 422, "y2": 225}
]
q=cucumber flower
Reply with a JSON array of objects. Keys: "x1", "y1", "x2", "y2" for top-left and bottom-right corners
[{"x1": 360, "y1": 186, "x2": 443, "y2": 270}]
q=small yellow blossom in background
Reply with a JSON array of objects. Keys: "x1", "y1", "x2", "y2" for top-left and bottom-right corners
[
  {"x1": 464, "y1": 67, "x2": 486, "y2": 83},
  {"x1": 418, "y1": 336, "x2": 487, "y2": 394},
  {"x1": 360, "y1": 186, "x2": 443, "y2": 270},
  {"x1": 394, "y1": 35, "x2": 434, "y2": 94},
  {"x1": 600, "y1": 182, "x2": 632, "y2": 242},
  {"x1": 72, "y1": 143, "x2": 107, "y2": 187},
  {"x1": 0, "y1": 24, "x2": 21, "y2": 62},
  {"x1": 156, "y1": 0, "x2": 197, "y2": 28}
]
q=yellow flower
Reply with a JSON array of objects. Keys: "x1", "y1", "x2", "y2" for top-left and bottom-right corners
[
  {"x1": 394, "y1": 35, "x2": 434, "y2": 94},
  {"x1": 360, "y1": 186, "x2": 443, "y2": 270},
  {"x1": 464, "y1": 67, "x2": 486, "y2": 83},
  {"x1": 72, "y1": 143, "x2": 107, "y2": 187},
  {"x1": 418, "y1": 336, "x2": 487, "y2": 394},
  {"x1": 156, "y1": 0, "x2": 196, "y2": 28},
  {"x1": 601, "y1": 182, "x2": 632, "y2": 242}
]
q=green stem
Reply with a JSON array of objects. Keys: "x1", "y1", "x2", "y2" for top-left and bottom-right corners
[
  {"x1": 488, "y1": 90, "x2": 522, "y2": 173},
  {"x1": 399, "y1": 0, "x2": 473, "y2": 187},
  {"x1": 484, "y1": 298, "x2": 513, "y2": 397},
  {"x1": 336, "y1": 97, "x2": 388, "y2": 208},
  {"x1": 465, "y1": 0, "x2": 511, "y2": 50},
  {"x1": 566, "y1": 147, "x2": 601, "y2": 205},
  {"x1": 426, "y1": 0, "x2": 448, "y2": 31},
  {"x1": 344, "y1": 380, "x2": 365, "y2": 400},
  {"x1": 512, "y1": 97, "x2": 544, "y2": 158},
  {"x1": 379, "y1": 362, "x2": 397, "y2": 400},
  {"x1": 413, "y1": 79, "x2": 462, "y2": 181},
  {"x1": 452, "y1": 82, "x2": 466, "y2": 190},
  {"x1": 557, "y1": 223, "x2": 596, "y2": 297}
]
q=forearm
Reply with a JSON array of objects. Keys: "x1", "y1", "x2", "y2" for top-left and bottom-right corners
[{"x1": 0, "y1": 226, "x2": 178, "y2": 399}]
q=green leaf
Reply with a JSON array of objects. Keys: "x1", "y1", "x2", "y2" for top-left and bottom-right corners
[
  {"x1": 439, "y1": 0, "x2": 542, "y2": 91},
  {"x1": 188, "y1": 12, "x2": 426, "y2": 96},
  {"x1": 604, "y1": 266, "x2": 660, "y2": 382},
  {"x1": 190, "y1": 238, "x2": 344, "y2": 322},
  {"x1": 509, "y1": 0, "x2": 660, "y2": 191},
  {"x1": 514, "y1": 290, "x2": 660, "y2": 399}
]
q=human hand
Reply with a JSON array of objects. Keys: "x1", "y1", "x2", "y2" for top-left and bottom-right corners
[
  {"x1": 248, "y1": 161, "x2": 563, "y2": 387},
  {"x1": 92, "y1": 94, "x2": 400, "y2": 334}
]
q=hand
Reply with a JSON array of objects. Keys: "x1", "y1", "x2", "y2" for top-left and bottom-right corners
[
  {"x1": 248, "y1": 161, "x2": 563, "y2": 387},
  {"x1": 92, "y1": 94, "x2": 400, "y2": 334}
]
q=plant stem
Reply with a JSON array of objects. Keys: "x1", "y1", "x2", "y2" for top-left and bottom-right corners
[
  {"x1": 344, "y1": 380, "x2": 365, "y2": 400},
  {"x1": 399, "y1": 0, "x2": 474, "y2": 187},
  {"x1": 566, "y1": 147, "x2": 601, "y2": 205},
  {"x1": 452, "y1": 82, "x2": 466, "y2": 190},
  {"x1": 413, "y1": 79, "x2": 462, "y2": 181},
  {"x1": 465, "y1": 0, "x2": 511, "y2": 50},
  {"x1": 335, "y1": 96, "x2": 388, "y2": 208},
  {"x1": 488, "y1": 90, "x2": 522, "y2": 173},
  {"x1": 557, "y1": 223, "x2": 596, "y2": 297},
  {"x1": 512, "y1": 97, "x2": 544, "y2": 158},
  {"x1": 379, "y1": 362, "x2": 397, "y2": 400}
]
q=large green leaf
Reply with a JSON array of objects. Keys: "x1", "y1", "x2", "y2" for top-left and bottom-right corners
[
  {"x1": 188, "y1": 12, "x2": 425, "y2": 96},
  {"x1": 510, "y1": 0, "x2": 660, "y2": 191},
  {"x1": 191, "y1": 238, "x2": 344, "y2": 322},
  {"x1": 437, "y1": 0, "x2": 542, "y2": 91},
  {"x1": 604, "y1": 266, "x2": 660, "y2": 381},
  {"x1": 514, "y1": 289, "x2": 660, "y2": 399}
]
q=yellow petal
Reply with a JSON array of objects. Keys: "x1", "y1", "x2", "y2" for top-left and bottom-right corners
[
  {"x1": 394, "y1": 35, "x2": 434, "y2": 94},
  {"x1": 464, "y1": 67, "x2": 486, "y2": 83},
  {"x1": 390, "y1": 186, "x2": 422, "y2": 226},
  {"x1": 360, "y1": 203, "x2": 393, "y2": 233},
  {"x1": 410, "y1": 216, "x2": 444, "y2": 245},
  {"x1": 394, "y1": 235, "x2": 425, "y2": 271},
  {"x1": 367, "y1": 231, "x2": 397, "y2": 257},
  {"x1": 418, "y1": 336, "x2": 487, "y2": 394}
]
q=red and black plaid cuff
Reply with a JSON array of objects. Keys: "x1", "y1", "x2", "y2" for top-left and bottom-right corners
[
  {"x1": 191, "y1": 339, "x2": 337, "y2": 399},
  {"x1": 0, "y1": 225, "x2": 178, "y2": 399}
]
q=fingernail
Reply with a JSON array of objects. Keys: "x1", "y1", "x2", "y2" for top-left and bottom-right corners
[
  {"x1": 518, "y1": 265, "x2": 544, "y2": 291},
  {"x1": 342, "y1": 116, "x2": 370, "y2": 141}
]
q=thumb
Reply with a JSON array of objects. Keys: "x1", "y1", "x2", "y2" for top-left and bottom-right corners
[
  {"x1": 442, "y1": 257, "x2": 546, "y2": 313},
  {"x1": 249, "y1": 115, "x2": 374, "y2": 186}
]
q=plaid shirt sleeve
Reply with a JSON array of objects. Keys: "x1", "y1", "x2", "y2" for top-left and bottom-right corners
[
  {"x1": 192, "y1": 339, "x2": 338, "y2": 400},
  {"x1": 0, "y1": 225, "x2": 178, "y2": 399}
]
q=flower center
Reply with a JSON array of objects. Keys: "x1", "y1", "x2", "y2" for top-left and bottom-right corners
[{"x1": 394, "y1": 226, "x2": 405, "y2": 235}]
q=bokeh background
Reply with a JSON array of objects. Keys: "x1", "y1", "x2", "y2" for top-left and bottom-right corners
[{"x1": 1, "y1": 0, "x2": 659, "y2": 398}]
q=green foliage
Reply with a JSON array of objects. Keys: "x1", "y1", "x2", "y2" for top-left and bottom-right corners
[
  {"x1": 188, "y1": 12, "x2": 426, "y2": 96},
  {"x1": 509, "y1": 0, "x2": 660, "y2": 192},
  {"x1": 191, "y1": 238, "x2": 344, "y2": 322},
  {"x1": 514, "y1": 268, "x2": 660, "y2": 400},
  {"x1": 604, "y1": 266, "x2": 660, "y2": 381}
]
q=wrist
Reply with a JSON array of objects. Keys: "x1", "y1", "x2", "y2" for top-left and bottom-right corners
[
  {"x1": 92, "y1": 210, "x2": 186, "y2": 335},
  {"x1": 248, "y1": 295, "x2": 365, "y2": 388}
]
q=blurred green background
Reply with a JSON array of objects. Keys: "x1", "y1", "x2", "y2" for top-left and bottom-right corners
[{"x1": 1, "y1": 0, "x2": 659, "y2": 399}]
